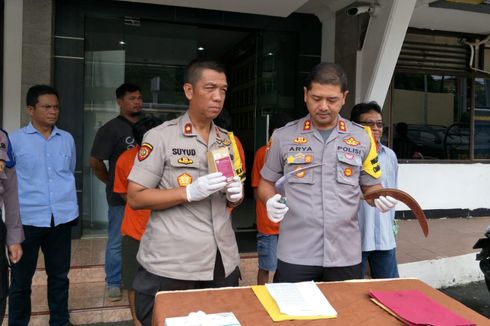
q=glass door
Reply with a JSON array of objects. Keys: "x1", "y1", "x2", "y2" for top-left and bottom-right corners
[
  {"x1": 82, "y1": 15, "x2": 254, "y2": 237},
  {"x1": 255, "y1": 31, "x2": 297, "y2": 149},
  {"x1": 83, "y1": 16, "x2": 126, "y2": 235}
]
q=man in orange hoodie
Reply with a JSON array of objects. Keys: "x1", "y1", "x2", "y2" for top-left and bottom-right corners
[
  {"x1": 114, "y1": 116, "x2": 162, "y2": 326},
  {"x1": 252, "y1": 113, "x2": 292, "y2": 284}
]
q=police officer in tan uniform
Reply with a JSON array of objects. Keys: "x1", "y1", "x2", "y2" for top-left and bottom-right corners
[
  {"x1": 258, "y1": 62, "x2": 398, "y2": 283},
  {"x1": 127, "y1": 60, "x2": 243, "y2": 326}
]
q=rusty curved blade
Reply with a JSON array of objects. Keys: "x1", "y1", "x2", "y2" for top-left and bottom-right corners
[{"x1": 364, "y1": 188, "x2": 429, "y2": 237}]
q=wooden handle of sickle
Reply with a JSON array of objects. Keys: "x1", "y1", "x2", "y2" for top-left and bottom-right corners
[{"x1": 363, "y1": 188, "x2": 429, "y2": 237}]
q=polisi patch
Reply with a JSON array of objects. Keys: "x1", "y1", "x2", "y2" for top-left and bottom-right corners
[
  {"x1": 138, "y1": 143, "x2": 153, "y2": 161},
  {"x1": 337, "y1": 146, "x2": 362, "y2": 155}
]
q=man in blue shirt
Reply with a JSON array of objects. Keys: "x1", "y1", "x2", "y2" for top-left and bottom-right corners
[
  {"x1": 9, "y1": 85, "x2": 78, "y2": 326},
  {"x1": 350, "y1": 101, "x2": 399, "y2": 279}
]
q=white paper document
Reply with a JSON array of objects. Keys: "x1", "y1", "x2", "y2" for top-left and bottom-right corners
[
  {"x1": 165, "y1": 311, "x2": 241, "y2": 326},
  {"x1": 265, "y1": 281, "x2": 337, "y2": 317}
]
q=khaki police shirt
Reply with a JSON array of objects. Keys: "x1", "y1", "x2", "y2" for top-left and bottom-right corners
[
  {"x1": 128, "y1": 112, "x2": 240, "y2": 280},
  {"x1": 260, "y1": 115, "x2": 381, "y2": 267}
]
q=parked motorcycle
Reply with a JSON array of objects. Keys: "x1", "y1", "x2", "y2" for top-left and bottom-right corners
[{"x1": 473, "y1": 225, "x2": 490, "y2": 292}]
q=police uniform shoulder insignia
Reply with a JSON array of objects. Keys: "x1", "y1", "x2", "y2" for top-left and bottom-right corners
[
  {"x1": 177, "y1": 173, "x2": 192, "y2": 187},
  {"x1": 138, "y1": 143, "x2": 153, "y2": 161},
  {"x1": 303, "y1": 120, "x2": 311, "y2": 131},
  {"x1": 184, "y1": 123, "x2": 192, "y2": 134},
  {"x1": 177, "y1": 157, "x2": 193, "y2": 165},
  {"x1": 338, "y1": 120, "x2": 347, "y2": 132},
  {"x1": 343, "y1": 136, "x2": 360, "y2": 146},
  {"x1": 293, "y1": 137, "x2": 308, "y2": 144}
]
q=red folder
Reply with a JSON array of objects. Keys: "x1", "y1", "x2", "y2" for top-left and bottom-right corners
[{"x1": 369, "y1": 290, "x2": 476, "y2": 326}]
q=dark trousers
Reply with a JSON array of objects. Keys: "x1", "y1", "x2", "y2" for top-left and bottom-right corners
[
  {"x1": 9, "y1": 221, "x2": 72, "y2": 326},
  {"x1": 1, "y1": 216, "x2": 8, "y2": 321},
  {"x1": 273, "y1": 259, "x2": 362, "y2": 283},
  {"x1": 134, "y1": 251, "x2": 240, "y2": 326}
]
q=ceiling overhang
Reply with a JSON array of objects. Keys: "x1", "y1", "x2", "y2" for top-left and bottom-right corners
[{"x1": 116, "y1": 0, "x2": 310, "y2": 17}]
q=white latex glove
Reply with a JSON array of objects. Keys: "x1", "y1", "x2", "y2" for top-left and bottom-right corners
[
  {"x1": 266, "y1": 194, "x2": 289, "y2": 223},
  {"x1": 374, "y1": 195, "x2": 398, "y2": 213},
  {"x1": 225, "y1": 176, "x2": 243, "y2": 203},
  {"x1": 186, "y1": 172, "x2": 227, "y2": 202}
]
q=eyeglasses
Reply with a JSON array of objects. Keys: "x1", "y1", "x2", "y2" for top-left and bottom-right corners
[{"x1": 359, "y1": 121, "x2": 383, "y2": 128}]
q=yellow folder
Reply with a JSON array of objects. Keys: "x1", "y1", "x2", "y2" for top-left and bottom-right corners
[{"x1": 251, "y1": 285, "x2": 337, "y2": 322}]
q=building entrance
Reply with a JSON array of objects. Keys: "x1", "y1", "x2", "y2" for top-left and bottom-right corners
[
  {"x1": 81, "y1": 16, "x2": 299, "y2": 247},
  {"x1": 54, "y1": 0, "x2": 321, "y2": 248}
]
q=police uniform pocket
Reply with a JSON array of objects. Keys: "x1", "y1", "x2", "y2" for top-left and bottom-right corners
[
  {"x1": 336, "y1": 151, "x2": 361, "y2": 186},
  {"x1": 169, "y1": 155, "x2": 200, "y2": 188},
  {"x1": 285, "y1": 164, "x2": 314, "y2": 185}
]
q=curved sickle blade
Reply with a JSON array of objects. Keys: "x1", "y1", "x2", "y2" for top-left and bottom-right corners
[
  {"x1": 364, "y1": 188, "x2": 429, "y2": 237},
  {"x1": 275, "y1": 163, "x2": 325, "y2": 196}
]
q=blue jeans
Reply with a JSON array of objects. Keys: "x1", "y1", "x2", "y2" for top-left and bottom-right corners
[
  {"x1": 257, "y1": 233, "x2": 278, "y2": 272},
  {"x1": 361, "y1": 248, "x2": 399, "y2": 279},
  {"x1": 9, "y1": 222, "x2": 72, "y2": 326},
  {"x1": 105, "y1": 205, "x2": 124, "y2": 287}
]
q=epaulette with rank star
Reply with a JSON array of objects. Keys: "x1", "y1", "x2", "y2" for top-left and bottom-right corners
[
  {"x1": 184, "y1": 123, "x2": 193, "y2": 134},
  {"x1": 338, "y1": 120, "x2": 347, "y2": 132}
]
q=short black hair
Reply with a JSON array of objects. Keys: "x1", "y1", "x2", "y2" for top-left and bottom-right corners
[
  {"x1": 26, "y1": 85, "x2": 58, "y2": 107},
  {"x1": 350, "y1": 101, "x2": 382, "y2": 123},
  {"x1": 133, "y1": 115, "x2": 163, "y2": 146},
  {"x1": 116, "y1": 83, "x2": 141, "y2": 99},
  {"x1": 184, "y1": 59, "x2": 226, "y2": 86},
  {"x1": 304, "y1": 62, "x2": 348, "y2": 92},
  {"x1": 269, "y1": 113, "x2": 293, "y2": 137}
]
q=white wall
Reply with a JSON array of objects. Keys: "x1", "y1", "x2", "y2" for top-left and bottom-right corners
[{"x1": 397, "y1": 163, "x2": 490, "y2": 211}]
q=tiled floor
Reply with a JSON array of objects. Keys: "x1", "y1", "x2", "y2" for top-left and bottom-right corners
[
  {"x1": 2, "y1": 216, "x2": 489, "y2": 325},
  {"x1": 395, "y1": 216, "x2": 490, "y2": 263},
  {"x1": 34, "y1": 237, "x2": 107, "y2": 269}
]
